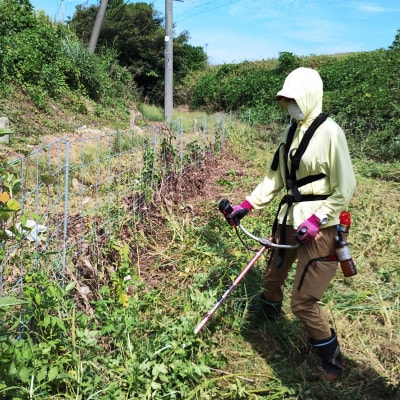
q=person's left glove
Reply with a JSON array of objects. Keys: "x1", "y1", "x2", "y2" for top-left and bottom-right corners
[
  {"x1": 296, "y1": 214, "x2": 320, "y2": 244},
  {"x1": 228, "y1": 200, "x2": 253, "y2": 226}
]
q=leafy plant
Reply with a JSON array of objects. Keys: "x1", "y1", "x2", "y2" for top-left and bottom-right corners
[
  {"x1": 185, "y1": 42, "x2": 400, "y2": 162},
  {"x1": 0, "y1": 0, "x2": 137, "y2": 120}
]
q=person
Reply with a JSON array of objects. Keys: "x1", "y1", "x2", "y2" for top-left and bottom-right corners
[{"x1": 228, "y1": 67, "x2": 356, "y2": 381}]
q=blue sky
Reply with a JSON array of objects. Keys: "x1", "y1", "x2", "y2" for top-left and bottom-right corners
[{"x1": 30, "y1": 1, "x2": 400, "y2": 65}]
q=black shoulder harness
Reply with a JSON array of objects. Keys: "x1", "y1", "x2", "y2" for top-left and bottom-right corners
[
  {"x1": 270, "y1": 113, "x2": 330, "y2": 266},
  {"x1": 271, "y1": 113, "x2": 329, "y2": 200}
]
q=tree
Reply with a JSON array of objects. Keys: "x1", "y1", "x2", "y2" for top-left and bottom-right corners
[
  {"x1": 0, "y1": 0, "x2": 35, "y2": 35},
  {"x1": 276, "y1": 51, "x2": 301, "y2": 75},
  {"x1": 11, "y1": 0, "x2": 33, "y2": 11},
  {"x1": 389, "y1": 28, "x2": 400, "y2": 51},
  {"x1": 68, "y1": 0, "x2": 206, "y2": 104},
  {"x1": 173, "y1": 30, "x2": 207, "y2": 81}
]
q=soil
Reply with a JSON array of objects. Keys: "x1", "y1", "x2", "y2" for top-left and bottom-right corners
[
  {"x1": 131, "y1": 150, "x2": 249, "y2": 289},
  {"x1": 133, "y1": 151, "x2": 243, "y2": 287},
  {"x1": 162, "y1": 151, "x2": 245, "y2": 205},
  {"x1": 69, "y1": 142, "x2": 251, "y2": 311}
]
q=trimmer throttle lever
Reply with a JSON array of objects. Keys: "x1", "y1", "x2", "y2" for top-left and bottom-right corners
[
  {"x1": 218, "y1": 198, "x2": 240, "y2": 226},
  {"x1": 295, "y1": 226, "x2": 307, "y2": 243},
  {"x1": 219, "y1": 198, "x2": 233, "y2": 215}
]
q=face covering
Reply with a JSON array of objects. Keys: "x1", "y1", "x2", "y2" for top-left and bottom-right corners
[{"x1": 287, "y1": 100, "x2": 304, "y2": 121}]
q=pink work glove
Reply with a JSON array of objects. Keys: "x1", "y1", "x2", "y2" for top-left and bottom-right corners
[
  {"x1": 228, "y1": 200, "x2": 253, "y2": 226},
  {"x1": 296, "y1": 214, "x2": 320, "y2": 244}
]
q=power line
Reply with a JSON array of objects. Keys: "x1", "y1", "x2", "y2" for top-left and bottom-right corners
[
  {"x1": 175, "y1": 0, "x2": 241, "y2": 23},
  {"x1": 58, "y1": 0, "x2": 86, "y2": 23}
]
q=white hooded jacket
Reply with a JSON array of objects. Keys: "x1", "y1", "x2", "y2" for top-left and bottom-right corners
[{"x1": 246, "y1": 67, "x2": 356, "y2": 228}]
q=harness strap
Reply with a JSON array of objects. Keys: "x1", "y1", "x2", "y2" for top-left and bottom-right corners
[
  {"x1": 294, "y1": 173, "x2": 327, "y2": 188},
  {"x1": 290, "y1": 173, "x2": 327, "y2": 202},
  {"x1": 271, "y1": 122, "x2": 297, "y2": 171},
  {"x1": 272, "y1": 113, "x2": 329, "y2": 267},
  {"x1": 271, "y1": 194, "x2": 329, "y2": 239},
  {"x1": 272, "y1": 194, "x2": 330, "y2": 268},
  {"x1": 290, "y1": 113, "x2": 329, "y2": 172}
]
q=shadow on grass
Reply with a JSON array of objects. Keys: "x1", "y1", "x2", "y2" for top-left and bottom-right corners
[{"x1": 241, "y1": 293, "x2": 399, "y2": 400}]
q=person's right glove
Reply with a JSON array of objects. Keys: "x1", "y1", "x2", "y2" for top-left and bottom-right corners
[{"x1": 228, "y1": 200, "x2": 253, "y2": 226}]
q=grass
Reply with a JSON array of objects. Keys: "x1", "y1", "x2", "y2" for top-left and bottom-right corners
[
  {"x1": 1, "y1": 106, "x2": 399, "y2": 399},
  {"x1": 170, "y1": 120, "x2": 400, "y2": 399},
  {"x1": 108, "y1": 113, "x2": 399, "y2": 398},
  {"x1": 139, "y1": 103, "x2": 165, "y2": 122}
]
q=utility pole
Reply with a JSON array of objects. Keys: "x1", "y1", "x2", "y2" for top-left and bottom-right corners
[
  {"x1": 164, "y1": 0, "x2": 183, "y2": 123},
  {"x1": 88, "y1": 0, "x2": 108, "y2": 54},
  {"x1": 164, "y1": 0, "x2": 173, "y2": 123}
]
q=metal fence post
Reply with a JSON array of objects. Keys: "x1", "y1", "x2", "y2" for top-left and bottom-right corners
[
  {"x1": 152, "y1": 127, "x2": 157, "y2": 190},
  {"x1": 202, "y1": 115, "x2": 207, "y2": 143},
  {"x1": 178, "y1": 119, "x2": 183, "y2": 175},
  {"x1": 0, "y1": 117, "x2": 10, "y2": 144},
  {"x1": 221, "y1": 113, "x2": 225, "y2": 149},
  {"x1": 61, "y1": 140, "x2": 70, "y2": 281}
]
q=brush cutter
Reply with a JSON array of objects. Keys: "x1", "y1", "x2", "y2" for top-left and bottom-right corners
[{"x1": 194, "y1": 198, "x2": 299, "y2": 335}]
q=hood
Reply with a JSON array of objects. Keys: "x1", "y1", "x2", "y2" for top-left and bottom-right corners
[{"x1": 276, "y1": 67, "x2": 323, "y2": 125}]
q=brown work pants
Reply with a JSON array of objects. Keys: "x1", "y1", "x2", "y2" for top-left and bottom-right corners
[{"x1": 263, "y1": 224, "x2": 339, "y2": 340}]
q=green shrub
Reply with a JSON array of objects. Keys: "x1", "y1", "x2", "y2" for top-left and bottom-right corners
[
  {"x1": 185, "y1": 45, "x2": 400, "y2": 161},
  {"x1": 0, "y1": 1, "x2": 138, "y2": 110}
]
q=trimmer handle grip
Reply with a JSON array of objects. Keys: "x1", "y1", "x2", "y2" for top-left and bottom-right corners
[
  {"x1": 219, "y1": 198, "x2": 233, "y2": 215},
  {"x1": 218, "y1": 198, "x2": 240, "y2": 226}
]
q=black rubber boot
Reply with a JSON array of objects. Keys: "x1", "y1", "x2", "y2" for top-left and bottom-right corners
[
  {"x1": 311, "y1": 328, "x2": 343, "y2": 381},
  {"x1": 259, "y1": 293, "x2": 282, "y2": 322}
]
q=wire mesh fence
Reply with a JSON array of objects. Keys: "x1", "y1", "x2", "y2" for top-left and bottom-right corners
[{"x1": 0, "y1": 113, "x2": 229, "y2": 298}]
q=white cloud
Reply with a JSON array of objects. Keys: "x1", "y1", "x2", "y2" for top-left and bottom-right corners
[{"x1": 356, "y1": 3, "x2": 387, "y2": 13}]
